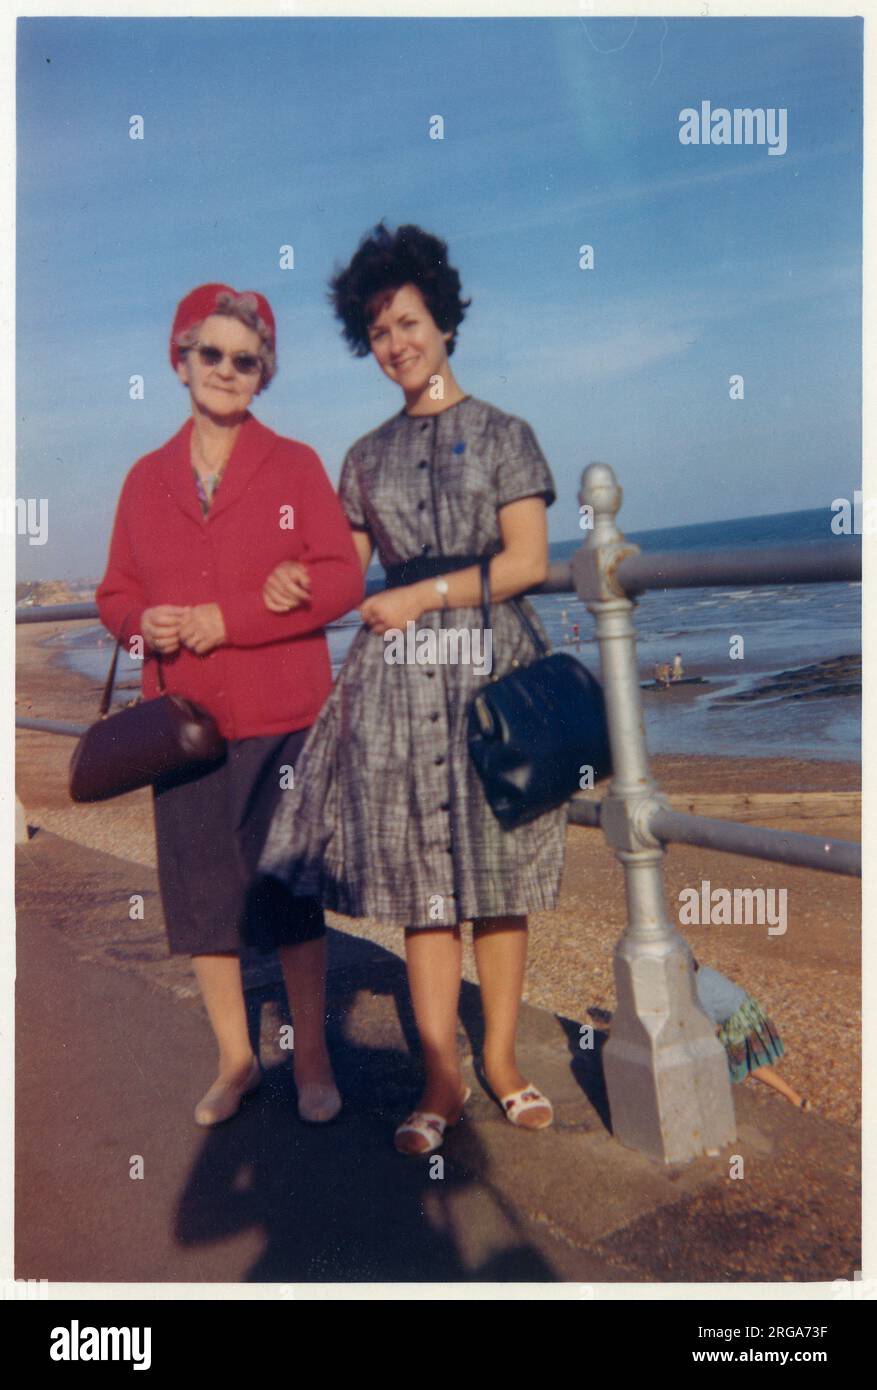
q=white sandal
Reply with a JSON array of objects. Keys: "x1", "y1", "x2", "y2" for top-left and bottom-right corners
[
  {"x1": 499, "y1": 1083, "x2": 554, "y2": 1129},
  {"x1": 394, "y1": 1087, "x2": 471, "y2": 1156}
]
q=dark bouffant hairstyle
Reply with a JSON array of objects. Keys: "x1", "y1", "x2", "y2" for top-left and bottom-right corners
[{"x1": 328, "y1": 222, "x2": 471, "y2": 357}]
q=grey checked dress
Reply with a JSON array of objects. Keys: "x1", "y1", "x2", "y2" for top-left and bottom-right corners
[{"x1": 259, "y1": 395, "x2": 568, "y2": 928}]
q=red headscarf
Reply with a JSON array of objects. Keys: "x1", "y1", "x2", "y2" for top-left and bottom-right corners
[{"x1": 169, "y1": 283, "x2": 276, "y2": 371}]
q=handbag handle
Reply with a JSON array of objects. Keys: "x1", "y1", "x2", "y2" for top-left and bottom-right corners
[
  {"x1": 98, "y1": 616, "x2": 166, "y2": 718},
  {"x1": 478, "y1": 557, "x2": 550, "y2": 660}
]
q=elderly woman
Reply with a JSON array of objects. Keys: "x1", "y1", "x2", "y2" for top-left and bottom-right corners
[
  {"x1": 259, "y1": 226, "x2": 568, "y2": 1155},
  {"x1": 96, "y1": 283, "x2": 363, "y2": 1126}
]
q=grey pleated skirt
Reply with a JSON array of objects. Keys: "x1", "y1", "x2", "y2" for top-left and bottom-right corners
[{"x1": 152, "y1": 726, "x2": 325, "y2": 956}]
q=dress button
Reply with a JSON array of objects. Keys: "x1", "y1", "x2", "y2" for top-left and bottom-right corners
[
  {"x1": 421, "y1": 422, "x2": 430, "y2": 431},
  {"x1": 434, "y1": 755, "x2": 445, "y2": 765},
  {"x1": 421, "y1": 543, "x2": 431, "y2": 555},
  {"x1": 430, "y1": 712, "x2": 439, "y2": 722},
  {"x1": 419, "y1": 460, "x2": 428, "y2": 469},
  {"x1": 417, "y1": 500, "x2": 426, "y2": 511},
  {"x1": 440, "y1": 801, "x2": 450, "y2": 812},
  {"x1": 446, "y1": 846, "x2": 453, "y2": 854},
  {"x1": 425, "y1": 669, "x2": 435, "y2": 678}
]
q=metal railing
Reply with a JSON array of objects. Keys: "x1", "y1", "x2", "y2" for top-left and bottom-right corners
[
  {"x1": 563, "y1": 463, "x2": 859, "y2": 1163},
  {"x1": 16, "y1": 462, "x2": 861, "y2": 1164}
]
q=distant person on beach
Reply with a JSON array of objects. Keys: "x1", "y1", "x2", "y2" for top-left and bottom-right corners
[
  {"x1": 96, "y1": 283, "x2": 363, "y2": 1128},
  {"x1": 571, "y1": 620, "x2": 580, "y2": 651},
  {"x1": 654, "y1": 661, "x2": 671, "y2": 688},
  {"x1": 693, "y1": 960, "x2": 810, "y2": 1109},
  {"x1": 259, "y1": 223, "x2": 565, "y2": 1156},
  {"x1": 671, "y1": 652, "x2": 684, "y2": 681}
]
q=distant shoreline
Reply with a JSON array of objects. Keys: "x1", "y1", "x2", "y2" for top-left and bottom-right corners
[
  {"x1": 38, "y1": 613, "x2": 863, "y2": 761},
  {"x1": 17, "y1": 618, "x2": 861, "y2": 773}
]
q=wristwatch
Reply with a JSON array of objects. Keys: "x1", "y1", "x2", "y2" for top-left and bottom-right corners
[{"x1": 434, "y1": 578, "x2": 449, "y2": 609}]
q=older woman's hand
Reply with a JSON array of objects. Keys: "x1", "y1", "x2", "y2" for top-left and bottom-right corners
[
  {"x1": 263, "y1": 561, "x2": 312, "y2": 613},
  {"x1": 179, "y1": 603, "x2": 227, "y2": 655},
  {"x1": 141, "y1": 605, "x2": 187, "y2": 654}
]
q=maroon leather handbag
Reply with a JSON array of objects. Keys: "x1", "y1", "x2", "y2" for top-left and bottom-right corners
[{"x1": 69, "y1": 640, "x2": 226, "y2": 803}]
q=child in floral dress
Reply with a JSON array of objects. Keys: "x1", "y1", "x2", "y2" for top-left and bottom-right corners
[{"x1": 693, "y1": 960, "x2": 810, "y2": 1110}]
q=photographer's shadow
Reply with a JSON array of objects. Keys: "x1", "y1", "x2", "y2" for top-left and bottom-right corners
[{"x1": 174, "y1": 934, "x2": 557, "y2": 1282}]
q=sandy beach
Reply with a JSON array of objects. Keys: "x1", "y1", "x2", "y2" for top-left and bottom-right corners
[{"x1": 15, "y1": 621, "x2": 861, "y2": 1127}]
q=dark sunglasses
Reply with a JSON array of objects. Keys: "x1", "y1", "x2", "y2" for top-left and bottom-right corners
[{"x1": 185, "y1": 343, "x2": 263, "y2": 376}]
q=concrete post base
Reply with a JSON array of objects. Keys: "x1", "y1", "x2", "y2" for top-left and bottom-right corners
[{"x1": 603, "y1": 941, "x2": 736, "y2": 1164}]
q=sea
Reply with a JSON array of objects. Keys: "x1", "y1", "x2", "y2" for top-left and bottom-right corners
[{"x1": 50, "y1": 507, "x2": 861, "y2": 762}]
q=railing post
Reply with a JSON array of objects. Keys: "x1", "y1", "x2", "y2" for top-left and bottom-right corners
[{"x1": 572, "y1": 463, "x2": 736, "y2": 1163}]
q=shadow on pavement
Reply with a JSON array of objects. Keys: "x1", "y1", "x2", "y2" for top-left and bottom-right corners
[{"x1": 175, "y1": 942, "x2": 558, "y2": 1282}]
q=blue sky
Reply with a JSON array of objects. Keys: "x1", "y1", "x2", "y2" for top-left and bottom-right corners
[{"x1": 16, "y1": 15, "x2": 862, "y2": 580}]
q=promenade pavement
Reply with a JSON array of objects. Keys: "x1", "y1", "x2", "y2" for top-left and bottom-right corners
[{"x1": 15, "y1": 829, "x2": 860, "y2": 1287}]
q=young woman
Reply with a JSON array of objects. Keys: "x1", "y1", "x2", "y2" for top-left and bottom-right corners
[
  {"x1": 97, "y1": 283, "x2": 363, "y2": 1128},
  {"x1": 259, "y1": 226, "x2": 568, "y2": 1154}
]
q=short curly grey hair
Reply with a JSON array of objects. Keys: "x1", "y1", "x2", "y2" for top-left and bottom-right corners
[{"x1": 176, "y1": 291, "x2": 277, "y2": 391}]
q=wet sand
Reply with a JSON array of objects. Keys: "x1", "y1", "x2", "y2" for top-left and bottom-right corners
[{"x1": 15, "y1": 621, "x2": 862, "y2": 1126}]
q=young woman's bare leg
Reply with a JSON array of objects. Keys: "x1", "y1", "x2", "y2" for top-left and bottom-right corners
[
  {"x1": 473, "y1": 915, "x2": 552, "y2": 1128},
  {"x1": 400, "y1": 926, "x2": 466, "y2": 1153}
]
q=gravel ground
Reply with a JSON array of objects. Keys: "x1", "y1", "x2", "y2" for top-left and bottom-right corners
[{"x1": 16, "y1": 622, "x2": 862, "y2": 1128}]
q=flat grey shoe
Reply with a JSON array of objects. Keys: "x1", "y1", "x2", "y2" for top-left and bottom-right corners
[
  {"x1": 194, "y1": 1057, "x2": 261, "y2": 1127},
  {"x1": 297, "y1": 1082, "x2": 342, "y2": 1124}
]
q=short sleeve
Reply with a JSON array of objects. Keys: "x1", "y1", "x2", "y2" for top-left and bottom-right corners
[
  {"x1": 337, "y1": 447, "x2": 368, "y2": 529},
  {"x1": 493, "y1": 416, "x2": 556, "y2": 510}
]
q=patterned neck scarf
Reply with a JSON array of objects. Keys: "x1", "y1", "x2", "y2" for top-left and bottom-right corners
[{"x1": 193, "y1": 463, "x2": 225, "y2": 516}]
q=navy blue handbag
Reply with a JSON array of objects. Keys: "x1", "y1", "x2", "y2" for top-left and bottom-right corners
[{"x1": 467, "y1": 558, "x2": 612, "y2": 829}]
